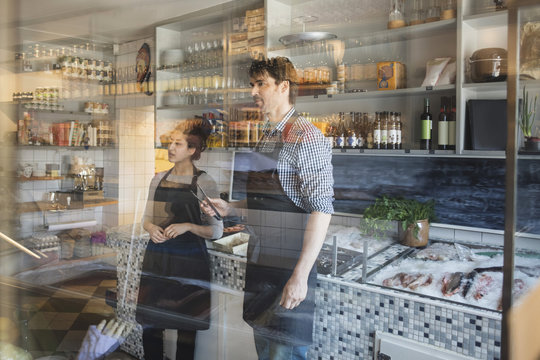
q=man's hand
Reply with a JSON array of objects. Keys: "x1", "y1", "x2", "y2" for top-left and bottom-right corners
[
  {"x1": 200, "y1": 198, "x2": 231, "y2": 218},
  {"x1": 163, "y1": 223, "x2": 191, "y2": 239},
  {"x1": 280, "y1": 274, "x2": 308, "y2": 309},
  {"x1": 147, "y1": 224, "x2": 169, "y2": 243}
]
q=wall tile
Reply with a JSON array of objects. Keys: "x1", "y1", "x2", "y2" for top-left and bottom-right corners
[{"x1": 454, "y1": 230, "x2": 482, "y2": 244}]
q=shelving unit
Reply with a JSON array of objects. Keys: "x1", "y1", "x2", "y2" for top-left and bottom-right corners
[
  {"x1": 18, "y1": 198, "x2": 118, "y2": 214},
  {"x1": 154, "y1": 0, "x2": 264, "y2": 148},
  {"x1": 18, "y1": 176, "x2": 65, "y2": 182},
  {"x1": 6, "y1": 40, "x2": 119, "y2": 238}
]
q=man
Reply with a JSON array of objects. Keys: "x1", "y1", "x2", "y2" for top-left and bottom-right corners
[{"x1": 203, "y1": 56, "x2": 333, "y2": 360}]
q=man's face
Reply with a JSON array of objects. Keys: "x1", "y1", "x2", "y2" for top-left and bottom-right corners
[{"x1": 249, "y1": 72, "x2": 287, "y2": 116}]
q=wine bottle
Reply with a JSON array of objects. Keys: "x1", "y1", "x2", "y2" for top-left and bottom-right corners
[
  {"x1": 438, "y1": 96, "x2": 449, "y2": 150},
  {"x1": 381, "y1": 111, "x2": 388, "y2": 149},
  {"x1": 373, "y1": 112, "x2": 382, "y2": 149},
  {"x1": 448, "y1": 95, "x2": 456, "y2": 150},
  {"x1": 388, "y1": 112, "x2": 397, "y2": 149},
  {"x1": 396, "y1": 112, "x2": 402, "y2": 149},
  {"x1": 420, "y1": 98, "x2": 432, "y2": 150}
]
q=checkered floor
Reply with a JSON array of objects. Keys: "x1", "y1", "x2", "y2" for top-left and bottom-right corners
[{"x1": 4, "y1": 272, "x2": 136, "y2": 359}]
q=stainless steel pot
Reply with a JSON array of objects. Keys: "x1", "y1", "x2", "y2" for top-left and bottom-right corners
[{"x1": 469, "y1": 48, "x2": 507, "y2": 82}]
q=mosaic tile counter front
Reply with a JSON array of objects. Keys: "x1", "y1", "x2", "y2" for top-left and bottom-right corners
[
  {"x1": 209, "y1": 251, "x2": 501, "y2": 360},
  {"x1": 108, "y1": 225, "x2": 501, "y2": 360}
]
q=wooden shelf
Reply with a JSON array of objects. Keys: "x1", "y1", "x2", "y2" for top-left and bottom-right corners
[
  {"x1": 18, "y1": 176, "x2": 64, "y2": 182},
  {"x1": 18, "y1": 198, "x2": 118, "y2": 214}
]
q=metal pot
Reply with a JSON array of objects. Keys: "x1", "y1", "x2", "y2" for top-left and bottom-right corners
[{"x1": 469, "y1": 48, "x2": 507, "y2": 82}]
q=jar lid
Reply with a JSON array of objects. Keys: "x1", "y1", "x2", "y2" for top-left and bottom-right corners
[{"x1": 470, "y1": 48, "x2": 507, "y2": 61}]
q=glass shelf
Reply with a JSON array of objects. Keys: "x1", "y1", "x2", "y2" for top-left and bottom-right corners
[
  {"x1": 295, "y1": 84, "x2": 456, "y2": 103},
  {"x1": 463, "y1": 10, "x2": 508, "y2": 29},
  {"x1": 268, "y1": 19, "x2": 456, "y2": 55}
]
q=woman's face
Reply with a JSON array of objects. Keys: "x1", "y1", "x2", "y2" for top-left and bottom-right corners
[{"x1": 168, "y1": 132, "x2": 195, "y2": 164}]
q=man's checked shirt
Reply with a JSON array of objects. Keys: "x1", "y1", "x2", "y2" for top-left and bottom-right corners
[{"x1": 256, "y1": 107, "x2": 334, "y2": 214}]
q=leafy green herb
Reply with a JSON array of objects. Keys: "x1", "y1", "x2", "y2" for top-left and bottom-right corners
[
  {"x1": 361, "y1": 195, "x2": 437, "y2": 238},
  {"x1": 519, "y1": 86, "x2": 538, "y2": 139}
]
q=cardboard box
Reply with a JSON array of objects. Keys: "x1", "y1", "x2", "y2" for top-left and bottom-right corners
[
  {"x1": 246, "y1": 8, "x2": 264, "y2": 18},
  {"x1": 248, "y1": 30, "x2": 265, "y2": 40},
  {"x1": 230, "y1": 32, "x2": 247, "y2": 42},
  {"x1": 248, "y1": 36, "x2": 264, "y2": 47},
  {"x1": 212, "y1": 232, "x2": 249, "y2": 255},
  {"x1": 376, "y1": 61, "x2": 406, "y2": 90}
]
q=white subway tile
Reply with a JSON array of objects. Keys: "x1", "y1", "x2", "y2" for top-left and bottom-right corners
[
  {"x1": 454, "y1": 229, "x2": 482, "y2": 244},
  {"x1": 481, "y1": 232, "x2": 504, "y2": 247},
  {"x1": 430, "y1": 226, "x2": 455, "y2": 241}
]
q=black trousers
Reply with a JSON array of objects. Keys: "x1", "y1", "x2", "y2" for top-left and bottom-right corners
[{"x1": 142, "y1": 328, "x2": 196, "y2": 360}]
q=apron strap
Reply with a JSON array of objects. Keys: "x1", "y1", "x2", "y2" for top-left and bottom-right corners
[{"x1": 190, "y1": 165, "x2": 206, "y2": 190}]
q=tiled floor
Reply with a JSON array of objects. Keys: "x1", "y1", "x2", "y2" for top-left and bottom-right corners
[{"x1": 5, "y1": 272, "x2": 136, "y2": 359}]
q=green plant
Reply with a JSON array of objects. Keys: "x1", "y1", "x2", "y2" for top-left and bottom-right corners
[
  {"x1": 519, "y1": 86, "x2": 538, "y2": 139},
  {"x1": 360, "y1": 195, "x2": 437, "y2": 238}
]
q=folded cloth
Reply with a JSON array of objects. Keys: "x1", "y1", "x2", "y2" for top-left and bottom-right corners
[{"x1": 77, "y1": 320, "x2": 126, "y2": 360}]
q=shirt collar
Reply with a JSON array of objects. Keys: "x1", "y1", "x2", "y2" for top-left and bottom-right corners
[{"x1": 264, "y1": 107, "x2": 296, "y2": 134}]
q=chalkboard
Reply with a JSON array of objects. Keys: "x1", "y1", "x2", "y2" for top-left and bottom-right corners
[
  {"x1": 333, "y1": 155, "x2": 540, "y2": 234},
  {"x1": 231, "y1": 152, "x2": 540, "y2": 233}
]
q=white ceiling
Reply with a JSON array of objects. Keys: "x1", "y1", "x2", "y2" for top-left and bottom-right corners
[
  {"x1": 2, "y1": 0, "x2": 388, "y2": 51},
  {"x1": 3, "y1": 0, "x2": 228, "y2": 49}
]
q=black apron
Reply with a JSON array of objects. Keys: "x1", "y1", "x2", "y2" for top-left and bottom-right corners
[
  {"x1": 136, "y1": 167, "x2": 211, "y2": 330},
  {"x1": 242, "y1": 122, "x2": 317, "y2": 346}
]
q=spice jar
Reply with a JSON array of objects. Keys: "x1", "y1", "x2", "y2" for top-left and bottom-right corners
[{"x1": 388, "y1": 0, "x2": 406, "y2": 29}]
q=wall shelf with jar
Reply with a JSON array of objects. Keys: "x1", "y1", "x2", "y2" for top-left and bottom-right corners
[
  {"x1": 17, "y1": 198, "x2": 118, "y2": 214},
  {"x1": 154, "y1": 0, "x2": 265, "y2": 148}
]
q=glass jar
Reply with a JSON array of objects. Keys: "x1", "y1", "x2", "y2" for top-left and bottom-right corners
[
  {"x1": 409, "y1": 0, "x2": 425, "y2": 26},
  {"x1": 441, "y1": 0, "x2": 456, "y2": 20},
  {"x1": 425, "y1": 0, "x2": 441, "y2": 23},
  {"x1": 388, "y1": 0, "x2": 406, "y2": 29}
]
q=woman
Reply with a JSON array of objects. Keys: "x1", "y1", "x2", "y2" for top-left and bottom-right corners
[{"x1": 139, "y1": 119, "x2": 223, "y2": 360}]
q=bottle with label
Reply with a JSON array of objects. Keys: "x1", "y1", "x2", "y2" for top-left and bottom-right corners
[
  {"x1": 396, "y1": 112, "x2": 402, "y2": 149},
  {"x1": 448, "y1": 96, "x2": 456, "y2": 150},
  {"x1": 334, "y1": 112, "x2": 346, "y2": 148},
  {"x1": 346, "y1": 112, "x2": 357, "y2": 149},
  {"x1": 324, "y1": 116, "x2": 335, "y2": 148},
  {"x1": 438, "y1": 96, "x2": 449, "y2": 150},
  {"x1": 381, "y1": 111, "x2": 388, "y2": 149},
  {"x1": 420, "y1": 97, "x2": 433, "y2": 150},
  {"x1": 388, "y1": 112, "x2": 397, "y2": 149},
  {"x1": 373, "y1": 112, "x2": 382, "y2": 149},
  {"x1": 367, "y1": 119, "x2": 374, "y2": 149},
  {"x1": 207, "y1": 125, "x2": 219, "y2": 148},
  {"x1": 355, "y1": 112, "x2": 365, "y2": 149}
]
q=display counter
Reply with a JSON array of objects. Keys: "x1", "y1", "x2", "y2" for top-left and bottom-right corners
[{"x1": 101, "y1": 222, "x2": 540, "y2": 360}]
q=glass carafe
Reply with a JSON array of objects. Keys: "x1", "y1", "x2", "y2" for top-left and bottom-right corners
[
  {"x1": 425, "y1": 0, "x2": 441, "y2": 23},
  {"x1": 409, "y1": 0, "x2": 425, "y2": 26},
  {"x1": 388, "y1": 0, "x2": 406, "y2": 29},
  {"x1": 441, "y1": 0, "x2": 456, "y2": 20}
]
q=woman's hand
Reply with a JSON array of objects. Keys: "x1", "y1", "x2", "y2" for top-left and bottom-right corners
[
  {"x1": 200, "y1": 198, "x2": 230, "y2": 218},
  {"x1": 163, "y1": 223, "x2": 192, "y2": 239},
  {"x1": 147, "y1": 224, "x2": 169, "y2": 244}
]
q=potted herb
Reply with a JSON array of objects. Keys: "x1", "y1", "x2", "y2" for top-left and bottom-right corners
[
  {"x1": 361, "y1": 195, "x2": 437, "y2": 247},
  {"x1": 519, "y1": 86, "x2": 539, "y2": 152}
]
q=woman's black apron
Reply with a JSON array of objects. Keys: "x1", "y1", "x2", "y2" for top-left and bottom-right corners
[
  {"x1": 242, "y1": 124, "x2": 317, "y2": 346},
  {"x1": 136, "y1": 167, "x2": 211, "y2": 331}
]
